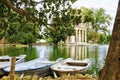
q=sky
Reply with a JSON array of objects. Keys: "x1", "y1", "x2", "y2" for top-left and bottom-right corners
[{"x1": 72, "y1": 0, "x2": 119, "y2": 31}]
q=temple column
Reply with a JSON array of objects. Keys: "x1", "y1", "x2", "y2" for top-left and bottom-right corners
[
  {"x1": 85, "y1": 30, "x2": 87, "y2": 43},
  {"x1": 75, "y1": 29, "x2": 78, "y2": 42},
  {"x1": 79, "y1": 29, "x2": 81, "y2": 43},
  {"x1": 83, "y1": 30, "x2": 85, "y2": 43},
  {"x1": 81, "y1": 30, "x2": 83, "y2": 43},
  {"x1": 78, "y1": 29, "x2": 79, "y2": 42},
  {"x1": 74, "y1": 23, "x2": 87, "y2": 45},
  {"x1": 78, "y1": 29, "x2": 80, "y2": 43}
]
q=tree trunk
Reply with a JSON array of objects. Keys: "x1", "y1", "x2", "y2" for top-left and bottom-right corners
[{"x1": 99, "y1": 1, "x2": 120, "y2": 80}]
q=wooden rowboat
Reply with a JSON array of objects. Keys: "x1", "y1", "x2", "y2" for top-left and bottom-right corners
[
  {"x1": 51, "y1": 58, "x2": 91, "y2": 76},
  {"x1": 3, "y1": 58, "x2": 62, "y2": 77},
  {"x1": 0, "y1": 55, "x2": 26, "y2": 77},
  {"x1": 0, "y1": 55, "x2": 26, "y2": 69}
]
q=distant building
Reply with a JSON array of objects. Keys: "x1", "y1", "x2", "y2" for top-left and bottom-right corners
[{"x1": 66, "y1": 23, "x2": 87, "y2": 45}]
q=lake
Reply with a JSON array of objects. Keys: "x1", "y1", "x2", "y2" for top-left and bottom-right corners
[{"x1": 0, "y1": 44, "x2": 108, "y2": 76}]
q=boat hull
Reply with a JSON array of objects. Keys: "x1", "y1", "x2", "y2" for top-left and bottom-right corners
[
  {"x1": 3, "y1": 58, "x2": 56, "y2": 77},
  {"x1": 0, "y1": 55, "x2": 26, "y2": 69},
  {"x1": 0, "y1": 55, "x2": 26, "y2": 77},
  {"x1": 51, "y1": 58, "x2": 90, "y2": 76},
  {"x1": 53, "y1": 67, "x2": 89, "y2": 76},
  {"x1": 4, "y1": 65, "x2": 52, "y2": 77}
]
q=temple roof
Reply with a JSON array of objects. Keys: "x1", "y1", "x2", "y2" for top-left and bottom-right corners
[{"x1": 75, "y1": 23, "x2": 87, "y2": 30}]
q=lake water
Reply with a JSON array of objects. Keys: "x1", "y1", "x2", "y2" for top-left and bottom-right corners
[{"x1": 0, "y1": 44, "x2": 108, "y2": 76}]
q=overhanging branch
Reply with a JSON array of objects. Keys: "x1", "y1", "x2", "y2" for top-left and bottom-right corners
[{"x1": 2, "y1": 0, "x2": 29, "y2": 15}]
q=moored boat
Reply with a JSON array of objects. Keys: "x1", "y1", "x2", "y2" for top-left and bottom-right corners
[
  {"x1": 0, "y1": 55, "x2": 26, "y2": 69},
  {"x1": 51, "y1": 58, "x2": 91, "y2": 76},
  {"x1": 0, "y1": 55, "x2": 26, "y2": 77},
  {"x1": 3, "y1": 58, "x2": 62, "y2": 77}
]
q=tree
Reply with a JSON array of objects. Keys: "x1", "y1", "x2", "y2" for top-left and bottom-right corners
[
  {"x1": 38, "y1": 2, "x2": 81, "y2": 44},
  {"x1": 1, "y1": 0, "x2": 112, "y2": 44},
  {"x1": 99, "y1": 1, "x2": 120, "y2": 80},
  {"x1": 81, "y1": 7, "x2": 112, "y2": 43},
  {"x1": 0, "y1": 18, "x2": 8, "y2": 40},
  {"x1": 106, "y1": 33, "x2": 111, "y2": 44},
  {"x1": 1, "y1": 0, "x2": 42, "y2": 44},
  {"x1": 1, "y1": 0, "x2": 78, "y2": 44},
  {"x1": 99, "y1": 33, "x2": 107, "y2": 44},
  {"x1": 6, "y1": 21, "x2": 38, "y2": 44}
]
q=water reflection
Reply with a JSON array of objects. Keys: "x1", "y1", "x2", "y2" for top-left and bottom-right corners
[
  {"x1": 0, "y1": 46, "x2": 38, "y2": 61},
  {"x1": 66, "y1": 45, "x2": 87, "y2": 60},
  {"x1": 48, "y1": 45, "x2": 68, "y2": 60},
  {"x1": 0, "y1": 45, "x2": 108, "y2": 76},
  {"x1": 87, "y1": 45, "x2": 108, "y2": 76},
  {"x1": 36, "y1": 45, "x2": 51, "y2": 59},
  {"x1": 42, "y1": 45, "x2": 108, "y2": 76}
]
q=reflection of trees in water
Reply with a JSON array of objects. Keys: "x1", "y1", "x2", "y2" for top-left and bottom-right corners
[
  {"x1": 87, "y1": 45, "x2": 107, "y2": 77},
  {"x1": 0, "y1": 46, "x2": 38, "y2": 61},
  {"x1": 23, "y1": 46, "x2": 38, "y2": 61},
  {"x1": 49, "y1": 45, "x2": 68, "y2": 61},
  {"x1": 0, "y1": 47, "x2": 5, "y2": 56},
  {"x1": 87, "y1": 46, "x2": 99, "y2": 77}
]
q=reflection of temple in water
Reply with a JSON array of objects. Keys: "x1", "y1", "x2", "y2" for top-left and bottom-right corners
[
  {"x1": 66, "y1": 23, "x2": 87, "y2": 45},
  {"x1": 67, "y1": 45, "x2": 87, "y2": 60}
]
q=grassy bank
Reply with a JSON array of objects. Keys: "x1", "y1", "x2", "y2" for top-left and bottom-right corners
[{"x1": 0, "y1": 74, "x2": 98, "y2": 80}]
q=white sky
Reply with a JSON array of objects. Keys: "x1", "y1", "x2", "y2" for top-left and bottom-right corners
[{"x1": 72, "y1": 0, "x2": 119, "y2": 31}]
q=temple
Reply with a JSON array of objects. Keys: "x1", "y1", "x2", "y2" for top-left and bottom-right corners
[{"x1": 66, "y1": 23, "x2": 87, "y2": 45}]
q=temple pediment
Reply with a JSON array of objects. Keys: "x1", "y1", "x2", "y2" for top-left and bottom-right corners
[{"x1": 75, "y1": 23, "x2": 87, "y2": 30}]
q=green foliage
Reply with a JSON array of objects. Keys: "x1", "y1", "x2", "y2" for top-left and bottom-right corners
[
  {"x1": 81, "y1": 7, "x2": 112, "y2": 43},
  {"x1": 1, "y1": 0, "x2": 111, "y2": 44},
  {"x1": 41, "y1": 1, "x2": 79, "y2": 44},
  {"x1": 1, "y1": 0, "x2": 78, "y2": 44},
  {"x1": 80, "y1": 7, "x2": 94, "y2": 22},
  {"x1": 0, "y1": 18, "x2": 9, "y2": 39},
  {"x1": 106, "y1": 33, "x2": 111, "y2": 43},
  {"x1": 6, "y1": 21, "x2": 38, "y2": 44},
  {"x1": 99, "y1": 34, "x2": 107, "y2": 44},
  {"x1": 88, "y1": 32, "x2": 111, "y2": 44},
  {"x1": 0, "y1": 3, "x2": 40, "y2": 44}
]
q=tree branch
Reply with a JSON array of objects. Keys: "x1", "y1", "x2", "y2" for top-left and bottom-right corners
[
  {"x1": 2, "y1": 0, "x2": 28, "y2": 15},
  {"x1": 2, "y1": 0, "x2": 53, "y2": 30},
  {"x1": 2, "y1": 0, "x2": 39, "y2": 22}
]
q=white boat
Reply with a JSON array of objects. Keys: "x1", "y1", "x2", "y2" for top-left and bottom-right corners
[
  {"x1": 0, "y1": 55, "x2": 26, "y2": 77},
  {"x1": 3, "y1": 58, "x2": 63, "y2": 77},
  {"x1": 0, "y1": 55, "x2": 26, "y2": 69},
  {"x1": 51, "y1": 58, "x2": 91, "y2": 76}
]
